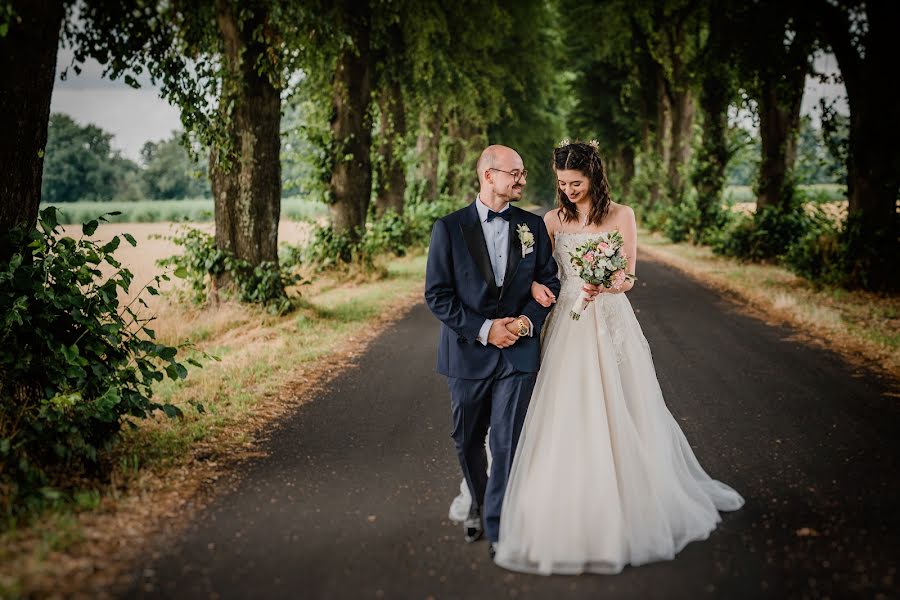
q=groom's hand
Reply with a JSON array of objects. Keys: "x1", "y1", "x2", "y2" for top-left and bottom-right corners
[{"x1": 488, "y1": 318, "x2": 518, "y2": 348}]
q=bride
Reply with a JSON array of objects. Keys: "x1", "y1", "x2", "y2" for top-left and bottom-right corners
[{"x1": 450, "y1": 140, "x2": 744, "y2": 575}]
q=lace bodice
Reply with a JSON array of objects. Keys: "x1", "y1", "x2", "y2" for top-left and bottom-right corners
[{"x1": 547, "y1": 231, "x2": 643, "y2": 364}]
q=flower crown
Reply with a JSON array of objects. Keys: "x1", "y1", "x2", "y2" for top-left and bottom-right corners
[{"x1": 556, "y1": 138, "x2": 601, "y2": 150}]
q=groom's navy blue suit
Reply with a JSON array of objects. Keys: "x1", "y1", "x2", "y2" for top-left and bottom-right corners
[{"x1": 425, "y1": 199, "x2": 560, "y2": 542}]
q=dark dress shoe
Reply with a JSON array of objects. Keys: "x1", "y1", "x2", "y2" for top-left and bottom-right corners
[
  {"x1": 488, "y1": 542, "x2": 498, "y2": 560},
  {"x1": 464, "y1": 516, "x2": 483, "y2": 543}
]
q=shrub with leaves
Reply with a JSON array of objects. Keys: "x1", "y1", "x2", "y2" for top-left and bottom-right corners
[
  {"x1": 284, "y1": 197, "x2": 466, "y2": 273},
  {"x1": 157, "y1": 227, "x2": 302, "y2": 314},
  {"x1": 0, "y1": 208, "x2": 199, "y2": 516},
  {"x1": 783, "y1": 206, "x2": 846, "y2": 286},
  {"x1": 712, "y1": 201, "x2": 813, "y2": 262}
]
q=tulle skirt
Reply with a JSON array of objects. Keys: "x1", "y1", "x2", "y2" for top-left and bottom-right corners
[{"x1": 493, "y1": 291, "x2": 744, "y2": 575}]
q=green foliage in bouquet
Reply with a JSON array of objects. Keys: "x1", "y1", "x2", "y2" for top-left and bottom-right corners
[{"x1": 0, "y1": 208, "x2": 200, "y2": 518}]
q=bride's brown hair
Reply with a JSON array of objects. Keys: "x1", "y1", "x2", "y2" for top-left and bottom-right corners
[{"x1": 552, "y1": 141, "x2": 612, "y2": 227}]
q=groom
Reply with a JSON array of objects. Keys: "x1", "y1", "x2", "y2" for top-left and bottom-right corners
[{"x1": 425, "y1": 145, "x2": 561, "y2": 557}]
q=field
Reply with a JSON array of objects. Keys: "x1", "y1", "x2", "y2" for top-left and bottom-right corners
[
  {"x1": 58, "y1": 221, "x2": 316, "y2": 305},
  {"x1": 43, "y1": 196, "x2": 328, "y2": 224},
  {"x1": 723, "y1": 183, "x2": 846, "y2": 204}
]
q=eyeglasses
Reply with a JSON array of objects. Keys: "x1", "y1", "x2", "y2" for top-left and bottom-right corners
[{"x1": 489, "y1": 168, "x2": 528, "y2": 183}]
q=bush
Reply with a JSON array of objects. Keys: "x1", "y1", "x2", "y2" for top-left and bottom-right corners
[
  {"x1": 285, "y1": 197, "x2": 465, "y2": 274},
  {"x1": 635, "y1": 192, "x2": 733, "y2": 246},
  {"x1": 712, "y1": 201, "x2": 812, "y2": 262},
  {"x1": 661, "y1": 194, "x2": 702, "y2": 244},
  {"x1": 0, "y1": 208, "x2": 199, "y2": 517},
  {"x1": 157, "y1": 227, "x2": 302, "y2": 314},
  {"x1": 783, "y1": 206, "x2": 846, "y2": 286}
]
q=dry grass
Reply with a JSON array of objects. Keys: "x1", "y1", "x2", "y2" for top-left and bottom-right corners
[
  {"x1": 0, "y1": 223, "x2": 427, "y2": 599},
  {"x1": 638, "y1": 229, "x2": 900, "y2": 381},
  {"x1": 730, "y1": 200, "x2": 849, "y2": 223}
]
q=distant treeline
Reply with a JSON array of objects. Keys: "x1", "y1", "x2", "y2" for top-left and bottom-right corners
[
  {"x1": 43, "y1": 109, "x2": 845, "y2": 204},
  {"x1": 41, "y1": 113, "x2": 210, "y2": 202}
]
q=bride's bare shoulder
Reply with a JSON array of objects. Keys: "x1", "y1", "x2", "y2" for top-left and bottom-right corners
[
  {"x1": 543, "y1": 207, "x2": 562, "y2": 232},
  {"x1": 607, "y1": 202, "x2": 636, "y2": 228}
]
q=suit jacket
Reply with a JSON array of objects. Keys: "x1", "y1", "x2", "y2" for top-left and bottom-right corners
[{"x1": 424, "y1": 200, "x2": 561, "y2": 379}]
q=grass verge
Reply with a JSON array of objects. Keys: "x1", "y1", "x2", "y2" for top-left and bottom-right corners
[
  {"x1": 0, "y1": 252, "x2": 427, "y2": 599},
  {"x1": 638, "y1": 228, "x2": 899, "y2": 381}
]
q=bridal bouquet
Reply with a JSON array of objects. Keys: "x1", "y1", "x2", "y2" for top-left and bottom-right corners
[{"x1": 568, "y1": 231, "x2": 635, "y2": 320}]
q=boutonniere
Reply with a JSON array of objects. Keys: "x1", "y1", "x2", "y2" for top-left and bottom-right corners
[{"x1": 516, "y1": 223, "x2": 535, "y2": 257}]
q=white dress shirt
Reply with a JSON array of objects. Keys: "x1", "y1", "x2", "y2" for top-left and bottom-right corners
[{"x1": 473, "y1": 196, "x2": 533, "y2": 346}]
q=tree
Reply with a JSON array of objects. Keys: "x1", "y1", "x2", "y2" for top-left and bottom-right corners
[
  {"x1": 794, "y1": 115, "x2": 845, "y2": 185},
  {"x1": 561, "y1": 0, "x2": 646, "y2": 202},
  {"x1": 636, "y1": 0, "x2": 706, "y2": 205},
  {"x1": 816, "y1": 0, "x2": 900, "y2": 291},
  {"x1": 42, "y1": 113, "x2": 143, "y2": 202},
  {"x1": 486, "y1": 0, "x2": 567, "y2": 204},
  {"x1": 141, "y1": 133, "x2": 210, "y2": 199},
  {"x1": 0, "y1": 0, "x2": 67, "y2": 232},
  {"x1": 73, "y1": 0, "x2": 309, "y2": 297},
  {"x1": 734, "y1": 2, "x2": 817, "y2": 211},
  {"x1": 691, "y1": 1, "x2": 741, "y2": 235},
  {"x1": 325, "y1": 1, "x2": 375, "y2": 240}
]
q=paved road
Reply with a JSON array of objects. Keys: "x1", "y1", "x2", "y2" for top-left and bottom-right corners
[{"x1": 122, "y1": 256, "x2": 899, "y2": 599}]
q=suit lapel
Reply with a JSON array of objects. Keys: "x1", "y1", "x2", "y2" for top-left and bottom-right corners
[
  {"x1": 501, "y1": 208, "x2": 523, "y2": 296},
  {"x1": 461, "y1": 202, "x2": 500, "y2": 297}
]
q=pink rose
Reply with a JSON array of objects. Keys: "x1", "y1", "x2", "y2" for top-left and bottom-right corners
[
  {"x1": 598, "y1": 242, "x2": 609, "y2": 252},
  {"x1": 583, "y1": 251, "x2": 595, "y2": 262}
]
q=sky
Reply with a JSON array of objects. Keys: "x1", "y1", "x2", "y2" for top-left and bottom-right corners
[{"x1": 49, "y1": 46, "x2": 849, "y2": 164}]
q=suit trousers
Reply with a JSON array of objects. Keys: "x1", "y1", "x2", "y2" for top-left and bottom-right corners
[{"x1": 447, "y1": 352, "x2": 537, "y2": 542}]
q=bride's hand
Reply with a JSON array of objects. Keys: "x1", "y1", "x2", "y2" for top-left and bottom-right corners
[
  {"x1": 530, "y1": 282, "x2": 556, "y2": 307},
  {"x1": 582, "y1": 283, "x2": 602, "y2": 302}
]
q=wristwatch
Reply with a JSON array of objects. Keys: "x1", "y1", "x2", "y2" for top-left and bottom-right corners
[{"x1": 516, "y1": 317, "x2": 529, "y2": 337}]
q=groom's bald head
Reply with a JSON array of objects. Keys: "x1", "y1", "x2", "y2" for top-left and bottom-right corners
[{"x1": 476, "y1": 145, "x2": 520, "y2": 183}]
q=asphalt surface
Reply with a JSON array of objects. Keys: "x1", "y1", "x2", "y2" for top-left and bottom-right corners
[{"x1": 122, "y1": 256, "x2": 899, "y2": 600}]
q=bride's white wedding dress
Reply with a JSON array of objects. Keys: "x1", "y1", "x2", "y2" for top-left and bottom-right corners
[{"x1": 450, "y1": 231, "x2": 744, "y2": 575}]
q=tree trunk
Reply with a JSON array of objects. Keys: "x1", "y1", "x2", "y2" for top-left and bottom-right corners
[
  {"x1": 609, "y1": 146, "x2": 635, "y2": 201},
  {"x1": 209, "y1": 1, "x2": 282, "y2": 292},
  {"x1": 375, "y1": 80, "x2": 406, "y2": 217},
  {"x1": 415, "y1": 108, "x2": 442, "y2": 202},
  {"x1": 0, "y1": 0, "x2": 65, "y2": 233},
  {"x1": 756, "y1": 67, "x2": 805, "y2": 211},
  {"x1": 694, "y1": 68, "x2": 732, "y2": 233},
  {"x1": 667, "y1": 87, "x2": 695, "y2": 204},
  {"x1": 329, "y1": 19, "x2": 373, "y2": 240},
  {"x1": 821, "y1": 1, "x2": 900, "y2": 291},
  {"x1": 649, "y1": 66, "x2": 672, "y2": 208}
]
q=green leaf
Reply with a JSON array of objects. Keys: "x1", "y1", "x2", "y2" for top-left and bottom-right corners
[
  {"x1": 161, "y1": 404, "x2": 183, "y2": 418},
  {"x1": 123, "y1": 233, "x2": 137, "y2": 247},
  {"x1": 41, "y1": 206, "x2": 60, "y2": 229},
  {"x1": 102, "y1": 236, "x2": 121, "y2": 253},
  {"x1": 158, "y1": 346, "x2": 177, "y2": 361},
  {"x1": 83, "y1": 220, "x2": 99, "y2": 236}
]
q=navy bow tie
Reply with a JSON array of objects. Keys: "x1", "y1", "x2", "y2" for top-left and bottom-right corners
[{"x1": 486, "y1": 209, "x2": 511, "y2": 222}]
